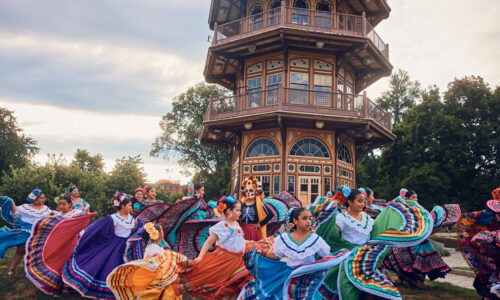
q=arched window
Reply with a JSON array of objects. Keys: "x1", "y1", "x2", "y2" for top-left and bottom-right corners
[
  {"x1": 250, "y1": 5, "x2": 264, "y2": 30},
  {"x1": 246, "y1": 138, "x2": 279, "y2": 157},
  {"x1": 315, "y1": 0, "x2": 332, "y2": 28},
  {"x1": 290, "y1": 138, "x2": 330, "y2": 158},
  {"x1": 269, "y1": 0, "x2": 281, "y2": 25},
  {"x1": 337, "y1": 143, "x2": 352, "y2": 164},
  {"x1": 293, "y1": 0, "x2": 309, "y2": 25}
]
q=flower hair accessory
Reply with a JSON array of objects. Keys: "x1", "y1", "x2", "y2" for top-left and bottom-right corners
[
  {"x1": 359, "y1": 188, "x2": 367, "y2": 197},
  {"x1": 112, "y1": 192, "x2": 131, "y2": 209},
  {"x1": 286, "y1": 207, "x2": 296, "y2": 226},
  {"x1": 400, "y1": 188, "x2": 408, "y2": 198},
  {"x1": 144, "y1": 222, "x2": 160, "y2": 240},
  {"x1": 26, "y1": 188, "x2": 42, "y2": 203},
  {"x1": 342, "y1": 186, "x2": 351, "y2": 199}
]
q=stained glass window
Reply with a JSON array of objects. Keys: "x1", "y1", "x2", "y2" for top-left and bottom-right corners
[
  {"x1": 246, "y1": 138, "x2": 279, "y2": 157},
  {"x1": 290, "y1": 138, "x2": 330, "y2": 158}
]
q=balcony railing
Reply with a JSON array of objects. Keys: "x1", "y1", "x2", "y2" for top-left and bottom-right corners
[
  {"x1": 213, "y1": 7, "x2": 389, "y2": 59},
  {"x1": 206, "y1": 87, "x2": 392, "y2": 131}
]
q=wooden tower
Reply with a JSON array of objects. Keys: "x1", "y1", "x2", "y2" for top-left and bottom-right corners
[{"x1": 200, "y1": 0, "x2": 394, "y2": 205}]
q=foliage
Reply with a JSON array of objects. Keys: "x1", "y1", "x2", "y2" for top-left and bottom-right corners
[
  {"x1": 156, "y1": 189, "x2": 186, "y2": 206},
  {"x1": 0, "y1": 108, "x2": 39, "y2": 184},
  {"x1": 71, "y1": 149, "x2": 105, "y2": 173},
  {"x1": 151, "y1": 82, "x2": 232, "y2": 199},
  {"x1": 106, "y1": 155, "x2": 147, "y2": 195},
  {"x1": 358, "y1": 76, "x2": 499, "y2": 211},
  {"x1": 377, "y1": 69, "x2": 421, "y2": 125},
  {"x1": 191, "y1": 164, "x2": 232, "y2": 201}
]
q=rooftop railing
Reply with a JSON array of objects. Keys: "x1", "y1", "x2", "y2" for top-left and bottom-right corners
[{"x1": 213, "y1": 7, "x2": 389, "y2": 59}]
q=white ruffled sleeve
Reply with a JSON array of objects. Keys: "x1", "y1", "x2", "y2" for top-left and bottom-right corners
[
  {"x1": 209, "y1": 221, "x2": 231, "y2": 243},
  {"x1": 144, "y1": 244, "x2": 165, "y2": 258},
  {"x1": 316, "y1": 236, "x2": 331, "y2": 257},
  {"x1": 335, "y1": 213, "x2": 347, "y2": 231},
  {"x1": 273, "y1": 235, "x2": 285, "y2": 258}
]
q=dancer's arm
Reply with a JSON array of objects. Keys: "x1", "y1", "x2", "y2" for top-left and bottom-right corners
[
  {"x1": 195, "y1": 232, "x2": 217, "y2": 263},
  {"x1": 258, "y1": 249, "x2": 280, "y2": 260}
]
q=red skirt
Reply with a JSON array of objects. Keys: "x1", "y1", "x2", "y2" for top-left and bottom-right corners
[{"x1": 241, "y1": 223, "x2": 263, "y2": 241}]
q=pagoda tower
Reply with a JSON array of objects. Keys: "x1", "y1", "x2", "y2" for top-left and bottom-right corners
[{"x1": 200, "y1": 0, "x2": 395, "y2": 205}]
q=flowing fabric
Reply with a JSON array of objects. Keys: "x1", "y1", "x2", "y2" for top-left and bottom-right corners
[
  {"x1": 62, "y1": 215, "x2": 144, "y2": 299},
  {"x1": 107, "y1": 249, "x2": 187, "y2": 300},
  {"x1": 384, "y1": 204, "x2": 461, "y2": 285},
  {"x1": 25, "y1": 212, "x2": 96, "y2": 296},
  {"x1": 0, "y1": 196, "x2": 35, "y2": 258},
  {"x1": 311, "y1": 197, "x2": 434, "y2": 299}
]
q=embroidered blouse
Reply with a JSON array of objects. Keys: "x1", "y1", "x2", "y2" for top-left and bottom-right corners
[
  {"x1": 273, "y1": 232, "x2": 330, "y2": 268},
  {"x1": 336, "y1": 211, "x2": 374, "y2": 245},
  {"x1": 132, "y1": 198, "x2": 163, "y2": 214},
  {"x1": 209, "y1": 220, "x2": 246, "y2": 253},
  {"x1": 55, "y1": 208, "x2": 84, "y2": 218},
  {"x1": 15, "y1": 204, "x2": 51, "y2": 225},
  {"x1": 72, "y1": 198, "x2": 90, "y2": 211},
  {"x1": 240, "y1": 202, "x2": 274, "y2": 226},
  {"x1": 111, "y1": 213, "x2": 135, "y2": 238}
]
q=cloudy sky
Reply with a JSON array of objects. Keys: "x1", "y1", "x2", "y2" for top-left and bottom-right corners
[{"x1": 1, "y1": 0, "x2": 499, "y2": 184}]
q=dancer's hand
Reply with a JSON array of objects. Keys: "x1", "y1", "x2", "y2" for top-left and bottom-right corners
[
  {"x1": 194, "y1": 257, "x2": 202, "y2": 264},
  {"x1": 253, "y1": 224, "x2": 261, "y2": 230}
]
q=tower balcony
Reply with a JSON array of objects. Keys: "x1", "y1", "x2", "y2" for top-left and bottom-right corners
[
  {"x1": 201, "y1": 86, "x2": 395, "y2": 150},
  {"x1": 206, "y1": 7, "x2": 391, "y2": 91}
]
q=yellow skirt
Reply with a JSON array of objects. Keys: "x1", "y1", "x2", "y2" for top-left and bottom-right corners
[{"x1": 107, "y1": 250, "x2": 185, "y2": 300}]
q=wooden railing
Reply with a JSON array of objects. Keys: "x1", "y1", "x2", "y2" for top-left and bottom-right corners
[
  {"x1": 213, "y1": 7, "x2": 389, "y2": 59},
  {"x1": 205, "y1": 87, "x2": 392, "y2": 131}
]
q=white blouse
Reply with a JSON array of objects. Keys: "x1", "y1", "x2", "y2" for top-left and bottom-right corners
[
  {"x1": 144, "y1": 243, "x2": 166, "y2": 258},
  {"x1": 273, "y1": 233, "x2": 330, "y2": 268},
  {"x1": 55, "y1": 208, "x2": 83, "y2": 218},
  {"x1": 15, "y1": 204, "x2": 51, "y2": 224},
  {"x1": 209, "y1": 220, "x2": 246, "y2": 253},
  {"x1": 336, "y1": 211, "x2": 374, "y2": 245},
  {"x1": 111, "y1": 213, "x2": 135, "y2": 238}
]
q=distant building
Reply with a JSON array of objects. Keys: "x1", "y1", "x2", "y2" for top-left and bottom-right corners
[{"x1": 155, "y1": 179, "x2": 182, "y2": 194}]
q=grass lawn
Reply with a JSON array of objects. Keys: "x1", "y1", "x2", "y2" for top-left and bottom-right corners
[{"x1": 0, "y1": 248, "x2": 482, "y2": 300}]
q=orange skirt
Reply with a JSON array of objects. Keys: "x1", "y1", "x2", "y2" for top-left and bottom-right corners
[{"x1": 174, "y1": 247, "x2": 251, "y2": 299}]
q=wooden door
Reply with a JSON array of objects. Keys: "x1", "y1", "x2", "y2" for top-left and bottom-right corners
[{"x1": 298, "y1": 176, "x2": 321, "y2": 205}]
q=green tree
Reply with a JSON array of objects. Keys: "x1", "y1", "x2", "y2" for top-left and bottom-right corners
[
  {"x1": 377, "y1": 69, "x2": 421, "y2": 125},
  {"x1": 0, "y1": 108, "x2": 39, "y2": 183},
  {"x1": 151, "y1": 82, "x2": 231, "y2": 200},
  {"x1": 106, "y1": 155, "x2": 147, "y2": 196},
  {"x1": 71, "y1": 149, "x2": 105, "y2": 173}
]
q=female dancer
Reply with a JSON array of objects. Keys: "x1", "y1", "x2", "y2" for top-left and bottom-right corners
[
  {"x1": 0, "y1": 189, "x2": 51, "y2": 275},
  {"x1": 133, "y1": 186, "x2": 163, "y2": 215},
  {"x1": 131, "y1": 187, "x2": 145, "y2": 216},
  {"x1": 107, "y1": 222, "x2": 186, "y2": 300},
  {"x1": 174, "y1": 196, "x2": 253, "y2": 299},
  {"x1": 458, "y1": 189, "x2": 499, "y2": 299},
  {"x1": 25, "y1": 195, "x2": 95, "y2": 296},
  {"x1": 67, "y1": 186, "x2": 90, "y2": 212},
  {"x1": 239, "y1": 207, "x2": 331, "y2": 299},
  {"x1": 62, "y1": 192, "x2": 144, "y2": 299},
  {"x1": 384, "y1": 190, "x2": 461, "y2": 287},
  {"x1": 240, "y1": 175, "x2": 274, "y2": 240}
]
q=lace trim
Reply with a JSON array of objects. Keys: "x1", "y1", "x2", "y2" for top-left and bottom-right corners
[
  {"x1": 276, "y1": 233, "x2": 327, "y2": 260},
  {"x1": 337, "y1": 212, "x2": 373, "y2": 234}
]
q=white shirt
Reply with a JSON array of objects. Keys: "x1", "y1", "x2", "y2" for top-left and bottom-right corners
[
  {"x1": 111, "y1": 213, "x2": 135, "y2": 238},
  {"x1": 336, "y1": 211, "x2": 374, "y2": 245},
  {"x1": 15, "y1": 204, "x2": 51, "y2": 224},
  {"x1": 209, "y1": 220, "x2": 246, "y2": 253},
  {"x1": 273, "y1": 232, "x2": 330, "y2": 268},
  {"x1": 144, "y1": 243, "x2": 166, "y2": 258},
  {"x1": 54, "y1": 208, "x2": 83, "y2": 218}
]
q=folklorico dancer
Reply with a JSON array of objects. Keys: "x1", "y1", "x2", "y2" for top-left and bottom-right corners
[
  {"x1": 132, "y1": 185, "x2": 164, "y2": 216},
  {"x1": 25, "y1": 194, "x2": 96, "y2": 296},
  {"x1": 0, "y1": 189, "x2": 51, "y2": 276},
  {"x1": 107, "y1": 222, "x2": 186, "y2": 300},
  {"x1": 239, "y1": 175, "x2": 274, "y2": 241},
  {"x1": 62, "y1": 192, "x2": 144, "y2": 299},
  {"x1": 458, "y1": 188, "x2": 500, "y2": 299},
  {"x1": 67, "y1": 185, "x2": 90, "y2": 212}
]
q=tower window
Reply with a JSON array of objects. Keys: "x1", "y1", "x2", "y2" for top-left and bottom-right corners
[
  {"x1": 337, "y1": 143, "x2": 352, "y2": 164},
  {"x1": 290, "y1": 138, "x2": 330, "y2": 158},
  {"x1": 246, "y1": 138, "x2": 279, "y2": 157}
]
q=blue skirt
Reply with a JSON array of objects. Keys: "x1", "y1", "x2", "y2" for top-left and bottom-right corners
[{"x1": 0, "y1": 228, "x2": 30, "y2": 258}]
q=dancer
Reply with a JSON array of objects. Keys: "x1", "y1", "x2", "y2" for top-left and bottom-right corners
[
  {"x1": 131, "y1": 187, "x2": 145, "y2": 215},
  {"x1": 310, "y1": 187, "x2": 434, "y2": 299},
  {"x1": 25, "y1": 195, "x2": 95, "y2": 296},
  {"x1": 62, "y1": 192, "x2": 144, "y2": 299},
  {"x1": 458, "y1": 189, "x2": 499, "y2": 299},
  {"x1": 238, "y1": 207, "x2": 331, "y2": 299},
  {"x1": 361, "y1": 187, "x2": 387, "y2": 218},
  {"x1": 174, "y1": 196, "x2": 253, "y2": 299},
  {"x1": 107, "y1": 222, "x2": 186, "y2": 300},
  {"x1": 383, "y1": 190, "x2": 461, "y2": 287},
  {"x1": 0, "y1": 189, "x2": 51, "y2": 276},
  {"x1": 133, "y1": 186, "x2": 164, "y2": 215},
  {"x1": 67, "y1": 186, "x2": 90, "y2": 212},
  {"x1": 240, "y1": 175, "x2": 274, "y2": 240}
]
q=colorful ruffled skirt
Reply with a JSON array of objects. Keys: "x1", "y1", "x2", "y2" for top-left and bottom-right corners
[
  {"x1": 25, "y1": 212, "x2": 95, "y2": 296},
  {"x1": 241, "y1": 223, "x2": 262, "y2": 241}
]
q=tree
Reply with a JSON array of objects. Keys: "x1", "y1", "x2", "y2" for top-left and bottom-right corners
[
  {"x1": 377, "y1": 69, "x2": 421, "y2": 125},
  {"x1": 151, "y1": 82, "x2": 232, "y2": 200},
  {"x1": 71, "y1": 149, "x2": 105, "y2": 173},
  {"x1": 0, "y1": 108, "x2": 39, "y2": 183},
  {"x1": 106, "y1": 155, "x2": 147, "y2": 197}
]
